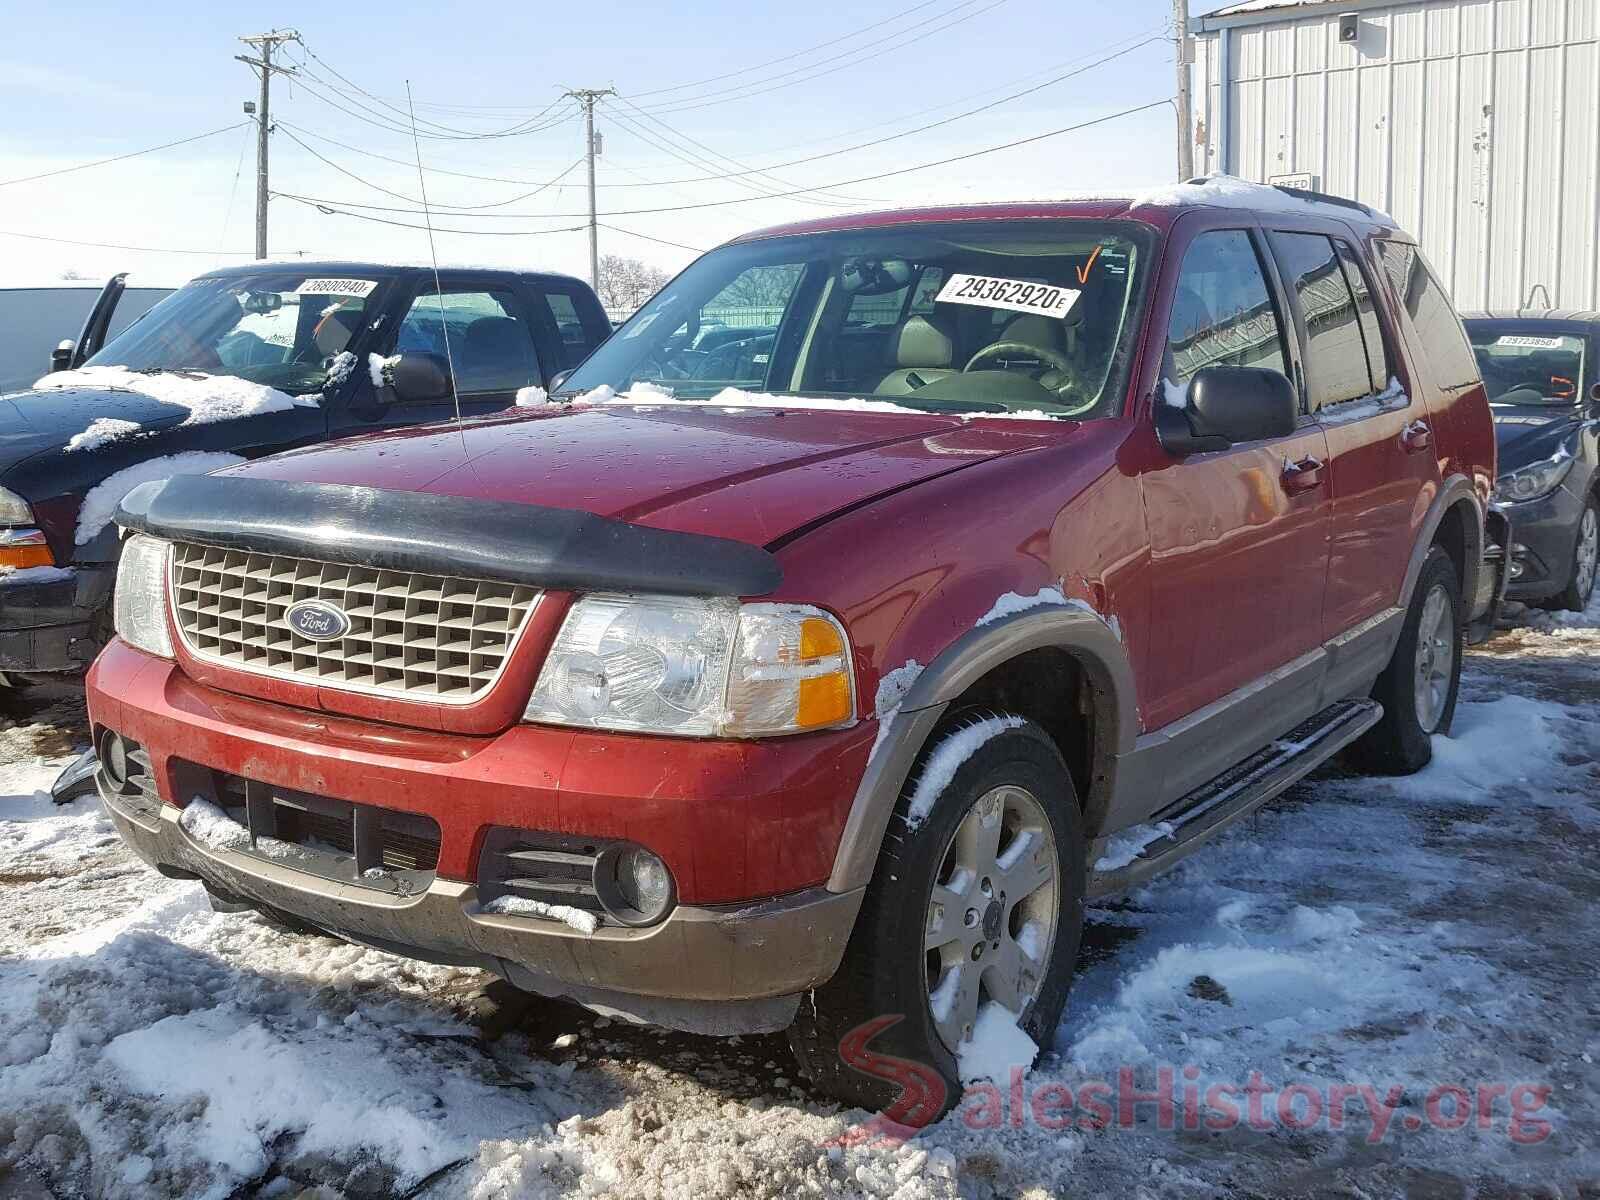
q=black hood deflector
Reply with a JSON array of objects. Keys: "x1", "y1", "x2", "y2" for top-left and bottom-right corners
[{"x1": 116, "y1": 474, "x2": 783, "y2": 598}]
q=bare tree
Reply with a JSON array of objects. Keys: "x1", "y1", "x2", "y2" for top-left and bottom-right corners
[{"x1": 597, "y1": 254, "x2": 671, "y2": 315}]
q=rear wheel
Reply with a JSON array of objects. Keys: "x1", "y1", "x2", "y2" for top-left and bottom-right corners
[
  {"x1": 788, "y1": 715, "x2": 1084, "y2": 1117},
  {"x1": 1347, "y1": 546, "x2": 1462, "y2": 775}
]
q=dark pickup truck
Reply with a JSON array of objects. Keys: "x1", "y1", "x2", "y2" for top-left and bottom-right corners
[{"x1": 0, "y1": 261, "x2": 610, "y2": 680}]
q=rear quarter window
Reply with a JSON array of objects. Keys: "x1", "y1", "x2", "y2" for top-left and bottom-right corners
[{"x1": 1376, "y1": 242, "x2": 1479, "y2": 392}]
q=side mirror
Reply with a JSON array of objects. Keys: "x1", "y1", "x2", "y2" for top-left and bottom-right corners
[
  {"x1": 1590, "y1": 381, "x2": 1600, "y2": 409},
  {"x1": 547, "y1": 368, "x2": 573, "y2": 394},
  {"x1": 50, "y1": 340, "x2": 75, "y2": 373},
  {"x1": 1155, "y1": 366, "x2": 1299, "y2": 456},
  {"x1": 385, "y1": 353, "x2": 452, "y2": 403}
]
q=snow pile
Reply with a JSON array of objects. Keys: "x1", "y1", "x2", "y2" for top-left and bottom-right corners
[
  {"x1": 513, "y1": 385, "x2": 549, "y2": 408},
  {"x1": 74, "y1": 452, "x2": 244, "y2": 545},
  {"x1": 324, "y1": 350, "x2": 357, "y2": 389},
  {"x1": 480, "y1": 894, "x2": 599, "y2": 935},
  {"x1": 576, "y1": 384, "x2": 1061, "y2": 423},
  {"x1": 35, "y1": 366, "x2": 298, "y2": 424},
  {"x1": 956, "y1": 1003, "x2": 1040, "y2": 1085},
  {"x1": 1132, "y1": 173, "x2": 1398, "y2": 227},
  {"x1": 977, "y1": 586, "x2": 1067, "y2": 626},
  {"x1": 870, "y1": 659, "x2": 925, "y2": 761},
  {"x1": 176, "y1": 797, "x2": 251, "y2": 852},
  {"x1": 66, "y1": 417, "x2": 142, "y2": 453},
  {"x1": 904, "y1": 715, "x2": 1025, "y2": 827},
  {"x1": 1093, "y1": 820, "x2": 1176, "y2": 871},
  {"x1": 368, "y1": 352, "x2": 397, "y2": 388}
]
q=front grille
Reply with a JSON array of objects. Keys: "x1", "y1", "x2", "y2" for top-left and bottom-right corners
[{"x1": 169, "y1": 543, "x2": 539, "y2": 703}]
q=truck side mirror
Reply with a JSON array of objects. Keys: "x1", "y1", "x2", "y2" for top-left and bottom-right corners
[
  {"x1": 385, "y1": 353, "x2": 452, "y2": 403},
  {"x1": 1155, "y1": 366, "x2": 1299, "y2": 456},
  {"x1": 547, "y1": 369, "x2": 573, "y2": 393},
  {"x1": 50, "y1": 340, "x2": 75, "y2": 373}
]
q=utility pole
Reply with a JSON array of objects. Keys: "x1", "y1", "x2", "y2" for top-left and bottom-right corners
[
  {"x1": 1173, "y1": 0, "x2": 1196, "y2": 181},
  {"x1": 237, "y1": 29, "x2": 300, "y2": 260},
  {"x1": 565, "y1": 87, "x2": 616, "y2": 291}
]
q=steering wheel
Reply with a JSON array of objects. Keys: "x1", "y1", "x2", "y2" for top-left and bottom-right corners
[{"x1": 964, "y1": 341, "x2": 1075, "y2": 377}]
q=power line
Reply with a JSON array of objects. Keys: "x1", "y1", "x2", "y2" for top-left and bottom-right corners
[
  {"x1": 274, "y1": 201, "x2": 590, "y2": 237},
  {"x1": 0, "y1": 122, "x2": 251, "y2": 188},
  {"x1": 0, "y1": 227, "x2": 261, "y2": 256},
  {"x1": 599, "y1": 223, "x2": 705, "y2": 253},
  {"x1": 275, "y1": 98, "x2": 1171, "y2": 224},
  {"x1": 279, "y1": 124, "x2": 584, "y2": 210},
  {"x1": 278, "y1": 122, "x2": 583, "y2": 186}
]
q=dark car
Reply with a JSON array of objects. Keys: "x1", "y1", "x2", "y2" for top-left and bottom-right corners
[
  {"x1": 1464, "y1": 311, "x2": 1600, "y2": 611},
  {"x1": 88, "y1": 185, "x2": 1504, "y2": 1111},
  {"x1": 0, "y1": 261, "x2": 610, "y2": 680}
]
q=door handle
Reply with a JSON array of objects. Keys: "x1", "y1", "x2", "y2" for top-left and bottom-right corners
[
  {"x1": 1401, "y1": 419, "x2": 1432, "y2": 453},
  {"x1": 1281, "y1": 455, "x2": 1326, "y2": 494}
]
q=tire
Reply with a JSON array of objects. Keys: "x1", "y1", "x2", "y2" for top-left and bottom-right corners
[
  {"x1": 1549, "y1": 493, "x2": 1598, "y2": 614},
  {"x1": 1347, "y1": 546, "x2": 1463, "y2": 776},
  {"x1": 788, "y1": 713, "x2": 1084, "y2": 1119}
]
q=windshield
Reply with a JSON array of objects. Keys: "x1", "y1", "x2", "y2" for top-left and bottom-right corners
[
  {"x1": 559, "y1": 220, "x2": 1151, "y2": 419},
  {"x1": 1465, "y1": 322, "x2": 1589, "y2": 406},
  {"x1": 86, "y1": 272, "x2": 387, "y2": 396}
]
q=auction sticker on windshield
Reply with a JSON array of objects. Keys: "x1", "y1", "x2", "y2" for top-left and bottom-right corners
[
  {"x1": 1494, "y1": 335, "x2": 1567, "y2": 350},
  {"x1": 935, "y1": 273, "x2": 1080, "y2": 320},
  {"x1": 295, "y1": 278, "x2": 378, "y2": 299}
]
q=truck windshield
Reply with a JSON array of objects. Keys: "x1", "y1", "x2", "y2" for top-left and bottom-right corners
[
  {"x1": 559, "y1": 220, "x2": 1151, "y2": 419},
  {"x1": 1466, "y1": 323, "x2": 1588, "y2": 406},
  {"x1": 85, "y1": 271, "x2": 386, "y2": 396}
]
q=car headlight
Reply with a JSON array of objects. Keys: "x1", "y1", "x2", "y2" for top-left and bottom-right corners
[
  {"x1": 113, "y1": 535, "x2": 174, "y2": 659},
  {"x1": 524, "y1": 594, "x2": 855, "y2": 737},
  {"x1": 0, "y1": 486, "x2": 34, "y2": 526},
  {"x1": 1494, "y1": 448, "x2": 1575, "y2": 503}
]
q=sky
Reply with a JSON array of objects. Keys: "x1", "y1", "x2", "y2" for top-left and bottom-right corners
[{"x1": 0, "y1": 0, "x2": 1193, "y2": 289}]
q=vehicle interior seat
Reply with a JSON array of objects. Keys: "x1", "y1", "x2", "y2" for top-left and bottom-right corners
[
  {"x1": 459, "y1": 316, "x2": 537, "y2": 391},
  {"x1": 875, "y1": 313, "x2": 961, "y2": 395}
]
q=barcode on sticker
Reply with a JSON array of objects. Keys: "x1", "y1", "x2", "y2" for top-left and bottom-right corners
[
  {"x1": 296, "y1": 278, "x2": 378, "y2": 298},
  {"x1": 1494, "y1": 335, "x2": 1566, "y2": 349},
  {"x1": 935, "y1": 273, "x2": 1080, "y2": 319}
]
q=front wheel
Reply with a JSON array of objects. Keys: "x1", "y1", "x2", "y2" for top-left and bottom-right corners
[
  {"x1": 788, "y1": 715, "x2": 1084, "y2": 1117},
  {"x1": 1550, "y1": 494, "x2": 1598, "y2": 614},
  {"x1": 1347, "y1": 546, "x2": 1463, "y2": 775}
]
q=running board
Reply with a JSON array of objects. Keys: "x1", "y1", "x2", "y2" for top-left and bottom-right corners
[{"x1": 1087, "y1": 698, "x2": 1382, "y2": 898}]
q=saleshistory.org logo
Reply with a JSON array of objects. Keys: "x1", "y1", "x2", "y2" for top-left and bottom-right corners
[
  {"x1": 284, "y1": 599, "x2": 352, "y2": 642},
  {"x1": 829, "y1": 1018, "x2": 1556, "y2": 1147}
]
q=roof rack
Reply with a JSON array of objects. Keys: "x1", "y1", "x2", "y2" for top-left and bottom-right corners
[{"x1": 1271, "y1": 184, "x2": 1378, "y2": 219}]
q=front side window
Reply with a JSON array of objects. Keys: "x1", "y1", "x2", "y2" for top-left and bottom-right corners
[
  {"x1": 86, "y1": 272, "x2": 385, "y2": 395},
  {"x1": 1165, "y1": 229, "x2": 1289, "y2": 392},
  {"x1": 1465, "y1": 323, "x2": 1589, "y2": 405},
  {"x1": 1376, "y1": 243, "x2": 1480, "y2": 391},
  {"x1": 1270, "y1": 231, "x2": 1375, "y2": 409},
  {"x1": 397, "y1": 289, "x2": 540, "y2": 396},
  {"x1": 540, "y1": 288, "x2": 606, "y2": 369},
  {"x1": 558, "y1": 221, "x2": 1152, "y2": 419}
]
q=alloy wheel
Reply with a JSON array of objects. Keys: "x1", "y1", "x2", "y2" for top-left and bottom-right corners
[
  {"x1": 1413, "y1": 582, "x2": 1457, "y2": 734},
  {"x1": 923, "y1": 784, "x2": 1060, "y2": 1053},
  {"x1": 1575, "y1": 505, "x2": 1598, "y2": 603}
]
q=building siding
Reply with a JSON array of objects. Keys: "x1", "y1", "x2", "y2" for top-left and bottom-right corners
[{"x1": 1195, "y1": 0, "x2": 1600, "y2": 310}]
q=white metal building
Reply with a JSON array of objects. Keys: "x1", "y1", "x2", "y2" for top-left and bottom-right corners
[{"x1": 1190, "y1": 0, "x2": 1600, "y2": 311}]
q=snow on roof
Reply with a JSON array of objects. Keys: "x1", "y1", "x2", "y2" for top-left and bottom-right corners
[
  {"x1": 1205, "y1": 0, "x2": 1322, "y2": 17},
  {"x1": 1130, "y1": 173, "x2": 1397, "y2": 227}
]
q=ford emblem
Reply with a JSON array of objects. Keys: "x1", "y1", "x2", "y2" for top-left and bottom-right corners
[{"x1": 285, "y1": 599, "x2": 352, "y2": 642}]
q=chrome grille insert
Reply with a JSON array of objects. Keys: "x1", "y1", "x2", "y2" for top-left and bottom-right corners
[{"x1": 169, "y1": 543, "x2": 539, "y2": 703}]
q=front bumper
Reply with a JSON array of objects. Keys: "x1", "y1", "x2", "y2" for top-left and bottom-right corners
[
  {"x1": 0, "y1": 564, "x2": 111, "y2": 674},
  {"x1": 86, "y1": 639, "x2": 871, "y2": 1034},
  {"x1": 1499, "y1": 483, "x2": 1586, "y2": 599}
]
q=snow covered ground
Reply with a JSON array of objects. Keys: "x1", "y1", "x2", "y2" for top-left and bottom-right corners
[{"x1": 1, "y1": 599, "x2": 1597, "y2": 1199}]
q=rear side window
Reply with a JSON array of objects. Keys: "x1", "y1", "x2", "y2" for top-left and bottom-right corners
[
  {"x1": 1376, "y1": 243, "x2": 1479, "y2": 391},
  {"x1": 1165, "y1": 229, "x2": 1289, "y2": 390},
  {"x1": 1333, "y1": 240, "x2": 1389, "y2": 393},
  {"x1": 1269, "y1": 232, "x2": 1379, "y2": 409},
  {"x1": 539, "y1": 289, "x2": 602, "y2": 370},
  {"x1": 397, "y1": 289, "x2": 540, "y2": 396}
]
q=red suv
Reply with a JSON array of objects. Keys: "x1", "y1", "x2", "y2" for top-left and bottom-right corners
[{"x1": 86, "y1": 183, "x2": 1503, "y2": 1112}]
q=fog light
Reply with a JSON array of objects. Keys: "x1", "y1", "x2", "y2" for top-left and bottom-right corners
[
  {"x1": 96, "y1": 729, "x2": 143, "y2": 796},
  {"x1": 1510, "y1": 561, "x2": 1525, "y2": 579},
  {"x1": 596, "y1": 844, "x2": 676, "y2": 927}
]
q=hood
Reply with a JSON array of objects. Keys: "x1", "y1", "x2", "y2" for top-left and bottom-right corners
[
  {"x1": 0, "y1": 383, "x2": 190, "y2": 468},
  {"x1": 1491, "y1": 404, "x2": 1590, "y2": 472},
  {"x1": 225, "y1": 403, "x2": 1057, "y2": 546}
]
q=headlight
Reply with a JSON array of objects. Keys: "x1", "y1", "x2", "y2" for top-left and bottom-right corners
[
  {"x1": 524, "y1": 594, "x2": 855, "y2": 737},
  {"x1": 0, "y1": 486, "x2": 34, "y2": 526},
  {"x1": 1494, "y1": 448, "x2": 1575, "y2": 503},
  {"x1": 113, "y1": 535, "x2": 174, "y2": 658}
]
